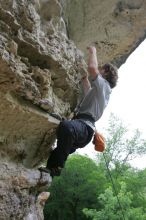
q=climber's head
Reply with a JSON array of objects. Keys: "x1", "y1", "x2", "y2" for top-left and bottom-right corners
[{"x1": 99, "y1": 63, "x2": 118, "y2": 88}]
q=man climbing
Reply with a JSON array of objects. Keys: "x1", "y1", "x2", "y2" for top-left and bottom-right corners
[{"x1": 39, "y1": 46, "x2": 118, "y2": 177}]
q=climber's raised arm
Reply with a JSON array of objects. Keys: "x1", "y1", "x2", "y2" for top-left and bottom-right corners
[{"x1": 87, "y1": 46, "x2": 100, "y2": 80}]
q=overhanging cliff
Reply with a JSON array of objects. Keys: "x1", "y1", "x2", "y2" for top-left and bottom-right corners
[
  {"x1": 0, "y1": 0, "x2": 146, "y2": 219},
  {"x1": 63, "y1": 0, "x2": 146, "y2": 66}
]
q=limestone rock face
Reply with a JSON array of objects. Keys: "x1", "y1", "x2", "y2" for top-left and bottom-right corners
[
  {"x1": 0, "y1": 0, "x2": 146, "y2": 219},
  {"x1": 0, "y1": 162, "x2": 52, "y2": 220},
  {"x1": 0, "y1": 0, "x2": 84, "y2": 219},
  {"x1": 0, "y1": 0, "x2": 84, "y2": 167},
  {"x1": 63, "y1": 0, "x2": 146, "y2": 67}
]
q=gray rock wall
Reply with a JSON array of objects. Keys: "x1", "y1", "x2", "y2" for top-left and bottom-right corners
[
  {"x1": 0, "y1": 0, "x2": 85, "y2": 219},
  {"x1": 0, "y1": 0, "x2": 146, "y2": 219},
  {"x1": 64, "y1": 0, "x2": 146, "y2": 67}
]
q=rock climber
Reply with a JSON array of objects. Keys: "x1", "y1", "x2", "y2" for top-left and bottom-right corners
[{"x1": 39, "y1": 46, "x2": 118, "y2": 177}]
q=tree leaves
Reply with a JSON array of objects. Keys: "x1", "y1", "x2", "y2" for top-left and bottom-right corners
[{"x1": 83, "y1": 182, "x2": 146, "y2": 220}]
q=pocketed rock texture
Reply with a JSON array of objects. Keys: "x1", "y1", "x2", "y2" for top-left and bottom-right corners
[
  {"x1": 0, "y1": 0, "x2": 146, "y2": 219},
  {"x1": 0, "y1": 162, "x2": 51, "y2": 220},
  {"x1": 0, "y1": 0, "x2": 85, "y2": 219},
  {"x1": 63, "y1": 0, "x2": 146, "y2": 67}
]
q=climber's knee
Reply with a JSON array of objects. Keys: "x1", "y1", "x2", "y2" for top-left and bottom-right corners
[{"x1": 57, "y1": 120, "x2": 74, "y2": 136}]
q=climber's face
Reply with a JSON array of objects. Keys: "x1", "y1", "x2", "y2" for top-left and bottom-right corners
[
  {"x1": 99, "y1": 64, "x2": 110, "y2": 79},
  {"x1": 99, "y1": 67, "x2": 107, "y2": 78}
]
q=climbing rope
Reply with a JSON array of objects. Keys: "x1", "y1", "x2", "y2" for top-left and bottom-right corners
[{"x1": 103, "y1": 152, "x2": 126, "y2": 220}]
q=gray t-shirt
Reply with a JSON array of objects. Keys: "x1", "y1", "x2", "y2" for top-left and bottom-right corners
[{"x1": 77, "y1": 74, "x2": 111, "y2": 128}]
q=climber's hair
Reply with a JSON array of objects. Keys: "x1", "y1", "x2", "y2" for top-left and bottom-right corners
[{"x1": 102, "y1": 63, "x2": 118, "y2": 88}]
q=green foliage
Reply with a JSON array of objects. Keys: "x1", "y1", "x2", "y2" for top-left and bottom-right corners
[
  {"x1": 101, "y1": 113, "x2": 146, "y2": 167},
  {"x1": 83, "y1": 114, "x2": 146, "y2": 220},
  {"x1": 83, "y1": 182, "x2": 146, "y2": 220},
  {"x1": 44, "y1": 154, "x2": 106, "y2": 220}
]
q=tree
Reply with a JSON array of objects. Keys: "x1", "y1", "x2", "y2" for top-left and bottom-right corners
[
  {"x1": 97, "y1": 113, "x2": 146, "y2": 173},
  {"x1": 83, "y1": 182, "x2": 146, "y2": 220},
  {"x1": 44, "y1": 154, "x2": 107, "y2": 220}
]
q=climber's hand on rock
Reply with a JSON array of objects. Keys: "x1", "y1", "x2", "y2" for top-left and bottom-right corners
[
  {"x1": 81, "y1": 74, "x2": 88, "y2": 80},
  {"x1": 39, "y1": 99, "x2": 54, "y2": 111},
  {"x1": 87, "y1": 46, "x2": 97, "y2": 54}
]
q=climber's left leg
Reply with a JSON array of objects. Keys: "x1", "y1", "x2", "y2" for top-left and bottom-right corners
[{"x1": 44, "y1": 120, "x2": 94, "y2": 176}]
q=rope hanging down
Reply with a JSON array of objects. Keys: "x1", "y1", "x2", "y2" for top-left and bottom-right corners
[{"x1": 103, "y1": 152, "x2": 126, "y2": 220}]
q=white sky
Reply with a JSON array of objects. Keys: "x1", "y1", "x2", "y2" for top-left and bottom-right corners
[{"x1": 78, "y1": 39, "x2": 146, "y2": 169}]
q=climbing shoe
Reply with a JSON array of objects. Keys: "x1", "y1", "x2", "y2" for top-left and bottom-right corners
[
  {"x1": 38, "y1": 166, "x2": 62, "y2": 178},
  {"x1": 38, "y1": 167, "x2": 50, "y2": 174},
  {"x1": 50, "y1": 167, "x2": 62, "y2": 177}
]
